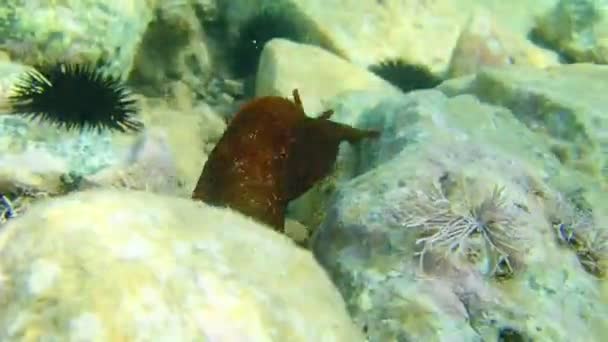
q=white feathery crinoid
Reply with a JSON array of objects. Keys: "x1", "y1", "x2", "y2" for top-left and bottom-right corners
[{"x1": 399, "y1": 184, "x2": 525, "y2": 277}]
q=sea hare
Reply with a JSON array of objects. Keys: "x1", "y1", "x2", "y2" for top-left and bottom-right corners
[{"x1": 192, "y1": 89, "x2": 379, "y2": 232}]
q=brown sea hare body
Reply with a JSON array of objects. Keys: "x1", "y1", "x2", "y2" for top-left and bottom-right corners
[{"x1": 192, "y1": 89, "x2": 378, "y2": 232}]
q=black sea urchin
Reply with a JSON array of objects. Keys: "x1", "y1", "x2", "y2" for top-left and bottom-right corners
[
  {"x1": 231, "y1": 8, "x2": 304, "y2": 77},
  {"x1": 8, "y1": 60, "x2": 143, "y2": 132},
  {"x1": 369, "y1": 59, "x2": 442, "y2": 93}
]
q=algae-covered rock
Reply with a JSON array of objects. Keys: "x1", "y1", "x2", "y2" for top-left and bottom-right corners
[
  {"x1": 532, "y1": 0, "x2": 608, "y2": 63},
  {"x1": 447, "y1": 9, "x2": 517, "y2": 77},
  {"x1": 311, "y1": 89, "x2": 608, "y2": 341},
  {"x1": 0, "y1": 102, "x2": 135, "y2": 197},
  {"x1": 0, "y1": 189, "x2": 363, "y2": 341},
  {"x1": 440, "y1": 63, "x2": 608, "y2": 182},
  {"x1": 128, "y1": 0, "x2": 215, "y2": 95},
  {"x1": 0, "y1": 0, "x2": 155, "y2": 77}
]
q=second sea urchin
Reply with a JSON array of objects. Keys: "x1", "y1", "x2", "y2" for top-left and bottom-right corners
[
  {"x1": 231, "y1": 8, "x2": 304, "y2": 77},
  {"x1": 369, "y1": 59, "x2": 442, "y2": 93}
]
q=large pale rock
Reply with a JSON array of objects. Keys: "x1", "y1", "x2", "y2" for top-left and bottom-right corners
[
  {"x1": 440, "y1": 63, "x2": 608, "y2": 183},
  {"x1": 311, "y1": 89, "x2": 608, "y2": 341},
  {"x1": 447, "y1": 8, "x2": 556, "y2": 77},
  {"x1": 256, "y1": 38, "x2": 400, "y2": 115},
  {"x1": 126, "y1": 95, "x2": 226, "y2": 196},
  {"x1": 0, "y1": 0, "x2": 155, "y2": 77},
  {"x1": 0, "y1": 189, "x2": 363, "y2": 341}
]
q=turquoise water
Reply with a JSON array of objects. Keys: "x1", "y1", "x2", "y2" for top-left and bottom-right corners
[{"x1": 0, "y1": 1, "x2": 606, "y2": 341}]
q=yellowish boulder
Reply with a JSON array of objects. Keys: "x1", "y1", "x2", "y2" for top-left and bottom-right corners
[
  {"x1": 0, "y1": 189, "x2": 363, "y2": 341},
  {"x1": 256, "y1": 38, "x2": 399, "y2": 116}
]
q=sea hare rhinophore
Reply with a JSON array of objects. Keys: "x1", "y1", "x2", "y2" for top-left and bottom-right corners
[{"x1": 192, "y1": 89, "x2": 379, "y2": 232}]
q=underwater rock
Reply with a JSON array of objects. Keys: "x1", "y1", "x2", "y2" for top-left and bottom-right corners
[
  {"x1": 83, "y1": 129, "x2": 181, "y2": 195},
  {"x1": 440, "y1": 63, "x2": 608, "y2": 183},
  {"x1": 0, "y1": 110, "x2": 129, "y2": 196},
  {"x1": 0, "y1": 189, "x2": 363, "y2": 341},
  {"x1": 129, "y1": 1, "x2": 214, "y2": 95},
  {"x1": 135, "y1": 92, "x2": 226, "y2": 196},
  {"x1": 447, "y1": 9, "x2": 514, "y2": 77},
  {"x1": 448, "y1": 8, "x2": 558, "y2": 77},
  {"x1": 532, "y1": 0, "x2": 608, "y2": 64},
  {"x1": 225, "y1": 0, "x2": 556, "y2": 74},
  {"x1": 0, "y1": 61, "x2": 28, "y2": 102},
  {"x1": 256, "y1": 38, "x2": 400, "y2": 115},
  {"x1": 0, "y1": 0, "x2": 155, "y2": 78},
  {"x1": 310, "y1": 89, "x2": 608, "y2": 341}
]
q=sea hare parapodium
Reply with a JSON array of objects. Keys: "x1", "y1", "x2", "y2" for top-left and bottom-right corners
[{"x1": 192, "y1": 89, "x2": 379, "y2": 232}]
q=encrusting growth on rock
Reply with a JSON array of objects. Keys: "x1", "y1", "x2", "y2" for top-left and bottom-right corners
[{"x1": 192, "y1": 89, "x2": 379, "y2": 232}]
